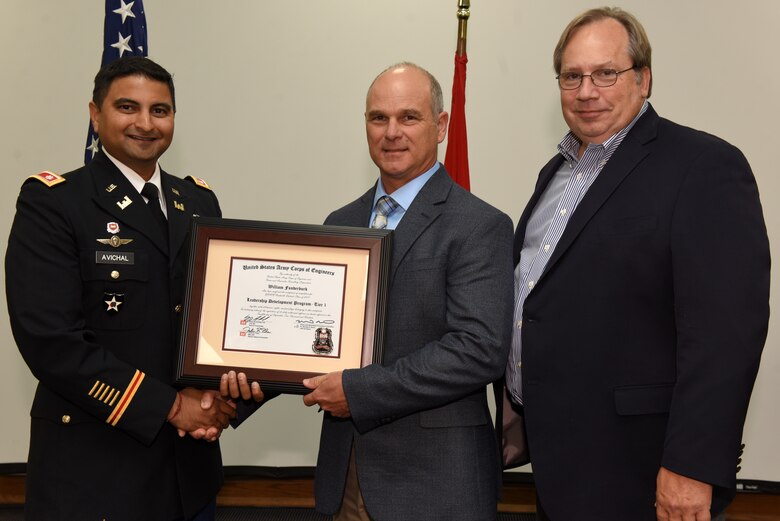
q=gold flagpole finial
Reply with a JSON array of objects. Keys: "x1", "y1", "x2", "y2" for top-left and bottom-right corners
[{"x1": 456, "y1": 0, "x2": 471, "y2": 56}]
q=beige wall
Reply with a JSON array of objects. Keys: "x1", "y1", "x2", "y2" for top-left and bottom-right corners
[{"x1": 2, "y1": 1, "x2": 778, "y2": 481}]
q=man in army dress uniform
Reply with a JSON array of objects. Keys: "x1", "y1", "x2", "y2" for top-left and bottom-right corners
[{"x1": 5, "y1": 57, "x2": 235, "y2": 520}]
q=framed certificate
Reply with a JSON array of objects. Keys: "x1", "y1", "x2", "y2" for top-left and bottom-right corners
[{"x1": 176, "y1": 217, "x2": 392, "y2": 394}]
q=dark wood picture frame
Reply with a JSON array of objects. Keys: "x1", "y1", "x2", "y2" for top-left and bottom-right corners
[{"x1": 176, "y1": 217, "x2": 392, "y2": 394}]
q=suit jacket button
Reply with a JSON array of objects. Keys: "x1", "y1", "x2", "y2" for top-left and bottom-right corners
[
  {"x1": 110, "y1": 270, "x2": 120, "y2": 280},
  {"x1": 61, "y1": 415, "x2": 71, "y2": 424},
  {"x1": 174, "y1": 304, "x2": 183, "y2": 313}
]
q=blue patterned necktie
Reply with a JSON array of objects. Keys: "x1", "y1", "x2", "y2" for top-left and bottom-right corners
[{"x1": 371, "y1": 195, "x2": 399, "y2": 229}]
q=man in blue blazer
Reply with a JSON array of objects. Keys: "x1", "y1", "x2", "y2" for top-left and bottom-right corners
[
  {"x1": 500, "y1": 7, "x2": 770, "y2": 521},
  {"x1": 300, "y1": 63, "x2": 514, "y2": 520}
]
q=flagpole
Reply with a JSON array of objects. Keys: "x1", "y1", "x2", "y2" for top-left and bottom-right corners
[{"x1": 456, "y1": 0, "x2": 470, "y2": 57}]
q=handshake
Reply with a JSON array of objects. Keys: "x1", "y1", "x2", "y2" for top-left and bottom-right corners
[
  {"x1": 167, "y1": 368, "x2": 351, "y2": 442},
  {"x1": 166, "y1": 371, "x2": 265, "y2": 442}
]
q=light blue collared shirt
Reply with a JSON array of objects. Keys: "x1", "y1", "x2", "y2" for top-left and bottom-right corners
[{"x1": 369, "y1": 162, "x2": 439, "y2": 230}]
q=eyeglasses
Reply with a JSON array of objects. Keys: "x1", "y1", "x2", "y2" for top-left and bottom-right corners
[{"x1": 556, "y1": 67, "x2": 636, "y2": 90}]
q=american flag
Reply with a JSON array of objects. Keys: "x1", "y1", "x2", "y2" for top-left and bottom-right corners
[{"x1": 85, "y1": 0, "x2": 148, "y2": 164}]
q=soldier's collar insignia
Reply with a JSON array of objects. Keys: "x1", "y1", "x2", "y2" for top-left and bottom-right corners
[{"x1": 116, "y1": 196, "x2": 133, "y2": 210}]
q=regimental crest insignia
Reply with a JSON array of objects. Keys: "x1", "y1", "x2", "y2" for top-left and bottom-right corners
[
  {"x1": 97, "y1": 235, "x2": 134, "y2": 248},
  {"x1": 312, "y1": 328, "x2": 334, "y2": 355},
  {"x1": 107, "y1": 222, "x2": 120, "y2": 234}
]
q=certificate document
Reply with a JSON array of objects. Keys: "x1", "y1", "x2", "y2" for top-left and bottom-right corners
[
  {"x1": 176, "y1": 217, "x2": 391, "y2": 394},
  {"x1": 224, "y1": 259, "x2": 346, "y2": 357}
]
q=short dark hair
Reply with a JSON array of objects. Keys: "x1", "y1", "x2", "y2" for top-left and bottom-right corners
[{"x1": 92, "y1": 56, "x2": 176, "y2": 111}]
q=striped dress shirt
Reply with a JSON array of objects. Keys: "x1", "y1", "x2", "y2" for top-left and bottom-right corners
[{"x1": 506, "y1": 101, "x2": 649, "y2": 405}]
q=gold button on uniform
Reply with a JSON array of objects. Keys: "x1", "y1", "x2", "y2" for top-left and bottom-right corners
[
  {"x1": 61, "y1": 415, "x2": 71, "y2": 424},
  {"x1": 110, "y1": 270, "x2": 120, "y2": 280},
  {"x1": 174, "y1": 304, "x2": 182, "y2": 313}
]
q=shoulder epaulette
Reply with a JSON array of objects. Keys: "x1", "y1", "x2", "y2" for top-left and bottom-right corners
[
  {"x1": 26, "y1": 171, "x2": 66, "y2": 188},
  {"x1": 186, "y1": 175, "x2": 213, "y2": 191}
]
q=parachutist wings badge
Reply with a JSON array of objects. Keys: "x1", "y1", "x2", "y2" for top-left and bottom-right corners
[{"x1": 97, "y1": 235, "x2": 134, "y2": 248}]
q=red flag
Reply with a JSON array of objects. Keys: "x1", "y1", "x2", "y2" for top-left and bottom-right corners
[{"x1": 444, "y1": 53, "x2": 470, "y2": 191}]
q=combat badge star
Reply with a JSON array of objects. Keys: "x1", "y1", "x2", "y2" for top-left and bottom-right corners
[{"x1": 105, "y1": 295, "x2": 123, "y2": 312}]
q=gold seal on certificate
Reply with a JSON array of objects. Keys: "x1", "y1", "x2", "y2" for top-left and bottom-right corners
[{"x1": 176, "y1": 217, "x2": 392, "y2": 394}]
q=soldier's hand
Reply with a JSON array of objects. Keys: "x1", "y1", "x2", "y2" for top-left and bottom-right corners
[{"x1": 168, "y1": 388, "x2": 236, "y2": 441}]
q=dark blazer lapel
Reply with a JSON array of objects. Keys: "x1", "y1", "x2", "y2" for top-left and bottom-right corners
[
  {"x1": 539, "y1": 108, "x2": 659, "y2": 282},
  {"x1": 162, "y1": 174, "x2": 193, "y2": 263},
  {"x1": 389, "y1": 167, "x2": 449, "y2": 282},
  {"x1": 345, "y1": 187, "x2": 377, "y2": 227},
  {"x1": 90, "y1": 153, "x2": 169, "y2": 255},
  {"x1": 514, "y1": 156, "x2": 565, "y2": 265}
]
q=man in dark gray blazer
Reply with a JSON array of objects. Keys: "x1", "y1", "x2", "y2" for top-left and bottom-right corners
[
  {"x1": 298, "y1": 63, "x2": 514, "y2": 521},
  {"x1": 499, "y1": 8, "x2": 770, "y2": 521}
]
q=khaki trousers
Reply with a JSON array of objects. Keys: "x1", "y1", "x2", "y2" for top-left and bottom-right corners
[{"x1": 333, "y1": 446, "x2": 374, "y2": 521}]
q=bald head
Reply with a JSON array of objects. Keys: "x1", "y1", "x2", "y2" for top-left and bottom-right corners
[
  {"x1": 367, "y1": 62, "x2": 444, "y2": 119},
  {"x1": 364, "y1": 63, "x2": 449, "y2": 192}
]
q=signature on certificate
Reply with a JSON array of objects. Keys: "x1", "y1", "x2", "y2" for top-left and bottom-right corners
[
  {"x1": 241, "y1": 325, "x2": 271, "y2": 337},
  {"x1": 241, "y1": 314, "x2": 271, "y2": 326}
]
